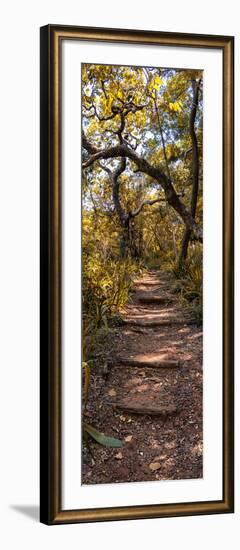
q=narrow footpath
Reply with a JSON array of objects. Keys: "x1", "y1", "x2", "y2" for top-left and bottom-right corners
[{"x1": 82, "y1": 270, "x2": 203, "y2": 485}]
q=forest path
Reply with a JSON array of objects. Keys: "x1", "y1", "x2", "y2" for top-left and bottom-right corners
[{"x1": 83, "y1": 270, "x2": 203, "y2": 485}]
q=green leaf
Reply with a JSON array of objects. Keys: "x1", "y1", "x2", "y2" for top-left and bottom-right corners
[{"x1": 83, "y1": 422, "x2": 123, "y2": 448}]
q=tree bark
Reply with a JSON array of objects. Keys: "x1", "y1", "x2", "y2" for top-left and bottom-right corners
[
  {"x1": 178, "y1": 79, "x2": 201, "y2": 270},
  {"x1": 110, "y1": 159, "x2": 131, "y2": 258},
  {"x1": 101, "y1": 160, "x2": 166, "y2": 259}
]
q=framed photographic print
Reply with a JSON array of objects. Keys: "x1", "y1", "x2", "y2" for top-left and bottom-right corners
[{"x1": 40, "y1": 25, "x2": 234, "y2": 524}]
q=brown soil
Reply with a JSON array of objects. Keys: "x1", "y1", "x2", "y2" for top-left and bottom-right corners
[{"x1": 82, "y1": 270, "x2": 203, "y2": 485}]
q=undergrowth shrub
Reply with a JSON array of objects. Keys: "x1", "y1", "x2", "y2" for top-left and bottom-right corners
[
  {"x1": 171, "y1": 243, "x2": 203, "y2": 323},
  {"x1": 82, "y1": 252, "x2": 142, "y2": 360}
]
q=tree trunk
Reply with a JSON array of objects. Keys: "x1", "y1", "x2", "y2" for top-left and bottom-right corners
[
  {"x1": 178, "y1": 79, "x2": 201, "y2": 271},
  {"x1": 128, "y1": 220, "x2": 142, "y2": 260},
  {"x1": 120, "y1": 219, "x2": 130, "y2": 259}
]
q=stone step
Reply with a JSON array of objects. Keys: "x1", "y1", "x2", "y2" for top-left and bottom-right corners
[
  {"x1": 109, "y1": 399, "x2": 177, "y2": 416},
  {"x1": 117, "y1": 354, "x2": 180, "y2": 368},
  {"x1": 122, "y1": 317, "x2": 194, "y2": 328},
  {"x1": 137, "y1": 294, "x2": 173, "y2": 305},
  {"x1": 133, "y1": 280, "x2": 162, "y2": 287},
  {"x1": 131, "y1": 286, "x2": 162, "y2": 293},
  {"x1": 123, "y1": 327, "x2": 150, "y2": 335}
]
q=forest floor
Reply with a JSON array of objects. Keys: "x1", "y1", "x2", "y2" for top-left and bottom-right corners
[{"x1": 82, "y1": 270, "x2": 203, "y2": 485}]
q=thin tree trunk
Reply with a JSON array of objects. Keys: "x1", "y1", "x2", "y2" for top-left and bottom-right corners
[
  {"x1": 178, "y1": 79, "x2": 201, "y2": 270},
  {"x1": 153, "y1": 96, "x2": 171, "y2": 182},
  {"x1": 120, "y1": 220, "x2": 130, "y2": 258},
  {"x1": 172, "y1": 228, "x2": 178, "y2": 261}
]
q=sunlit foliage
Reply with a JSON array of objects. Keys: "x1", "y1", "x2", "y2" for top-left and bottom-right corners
[{"x1": 82, "y1": 63, "x2": 203, "y2": 363}]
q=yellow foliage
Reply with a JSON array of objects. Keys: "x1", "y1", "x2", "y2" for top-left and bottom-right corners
[{"x1": 169, "y1": 101, "x2": 183, "y2": 112}]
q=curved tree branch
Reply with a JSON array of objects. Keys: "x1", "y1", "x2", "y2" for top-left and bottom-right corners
[{"x1": 82, "y1": 133, "x2": 202, "y2": 242}]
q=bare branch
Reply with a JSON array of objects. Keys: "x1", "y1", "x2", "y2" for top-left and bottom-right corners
[
  {"x1": 130, "y1": 198, "x2": 166, "y2": 218},
  {"x1": 83, "y1": 101, "x2": 116, "y2": 122}
]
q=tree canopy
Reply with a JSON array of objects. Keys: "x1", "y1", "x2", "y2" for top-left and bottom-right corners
[{"x1": 82, "y1": 63, "x2": 203, "y2": 257}]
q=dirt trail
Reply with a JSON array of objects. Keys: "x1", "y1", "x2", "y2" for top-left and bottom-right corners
[{"x1": 82, "y1": 270, "x2": 203, "y2": 485}]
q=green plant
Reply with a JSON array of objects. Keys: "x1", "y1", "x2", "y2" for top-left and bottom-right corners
[
  {"x1": 171, "y1": 243, "x2": 203, "y2": 322},
  {"x1": 82, "y1": 361, "x2": 123, "y2": 449},
  {"x1": 82, "y1": 253, "x2": 141, "y2": 361}
]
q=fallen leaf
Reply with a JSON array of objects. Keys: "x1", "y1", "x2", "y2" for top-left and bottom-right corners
[
  {"x1": 108, "y1": 388, "x2": 117, "y2": 397},
  {"x1": 115, "y1": 452, "x2": 123, "y2": 460},
  {"x1": 120, "y1": 415, "x2": 126, "y2": 421},
  {"x1": 124, "y1": 435, "x2": 133, "y2": 442},
  {"x1": 84, "y1": 423, "x2": 123, "y2": 448},
  {"x1": 149, "y1": 462, "x2": 161, "y2": 471}
]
